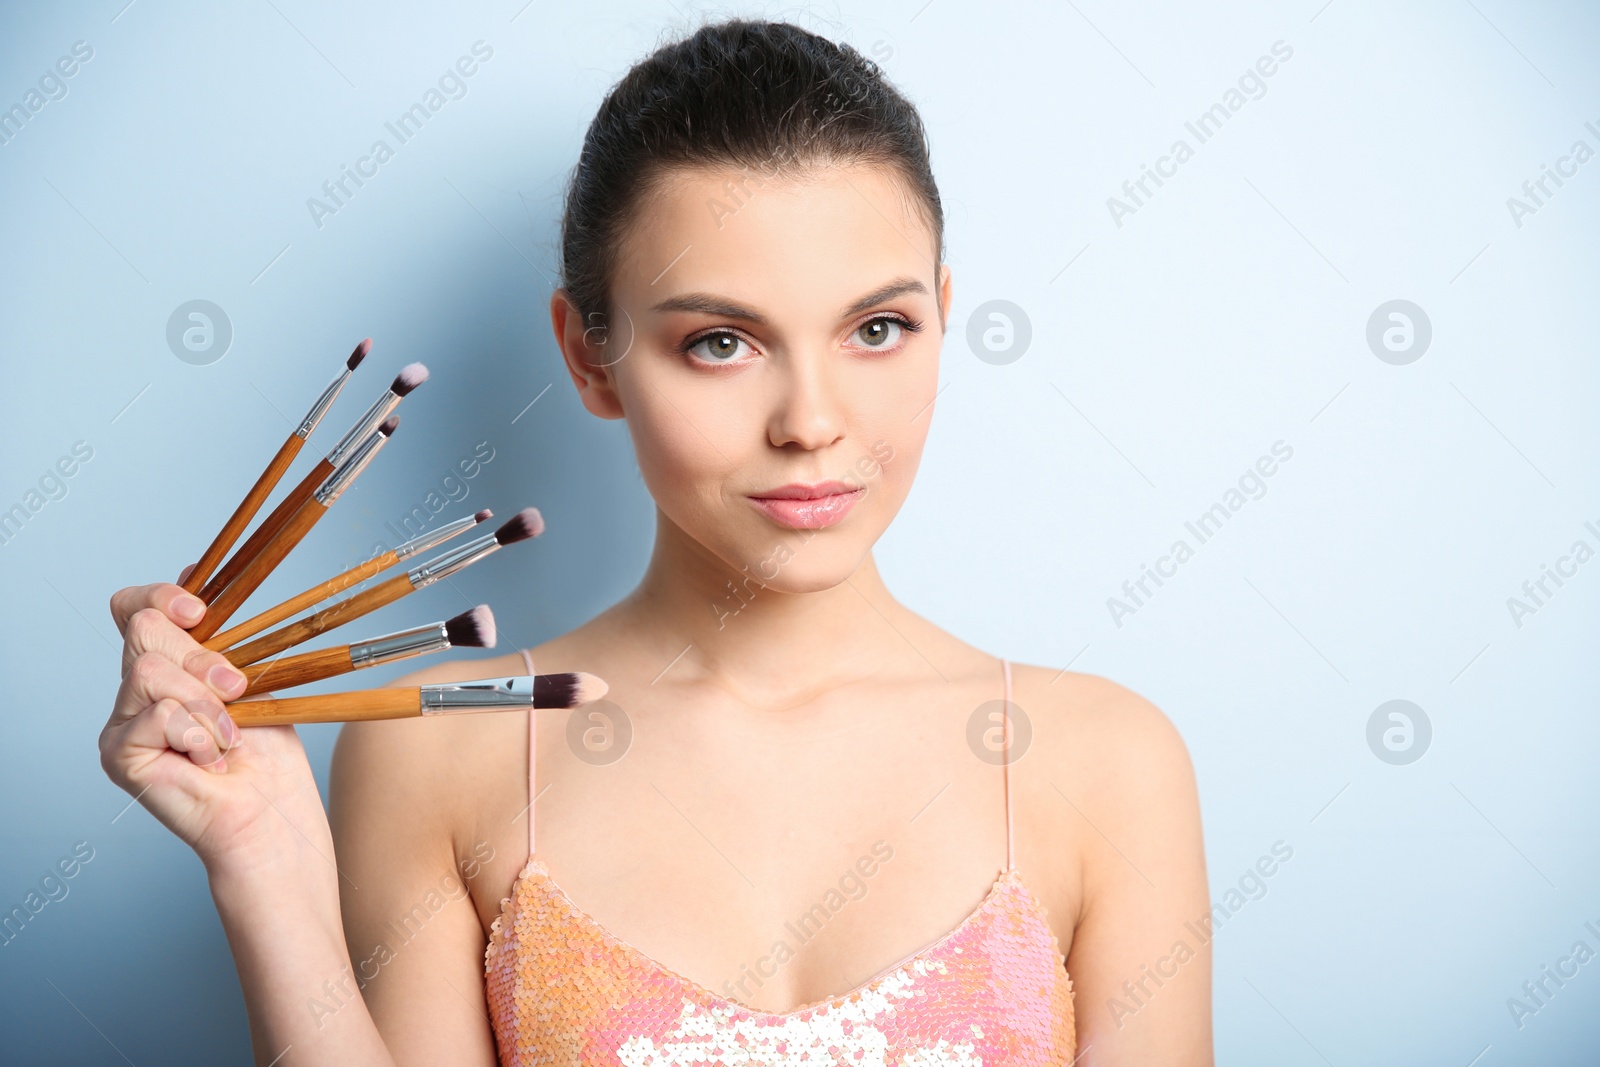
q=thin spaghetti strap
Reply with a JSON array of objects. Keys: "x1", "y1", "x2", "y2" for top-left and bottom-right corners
[
  {"x1": 520, "y1": 647, "x2": 537, "y2": 857},
  {"x1": 1002, "y1": 656, "x2": 1015, "y2": 872}
]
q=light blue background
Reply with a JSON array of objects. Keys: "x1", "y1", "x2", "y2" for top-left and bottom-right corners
[{"x1": 2, "y1": 1, "x2": 1597, "y2": 1063}]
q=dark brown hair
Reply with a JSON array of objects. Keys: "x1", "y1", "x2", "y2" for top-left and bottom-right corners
[{"x1": 558, "y1": 17, "x2": 944, "y2": 332}]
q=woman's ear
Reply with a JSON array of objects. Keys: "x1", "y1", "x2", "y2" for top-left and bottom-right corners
[
  {"x1": 550, "y1": 289, "x2": 627, "y2": 420},
  {"x1": 937, "y1": 263, "x2": 953, "y2": 334}
]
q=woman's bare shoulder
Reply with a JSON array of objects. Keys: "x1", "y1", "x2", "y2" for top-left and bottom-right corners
[
  {"x1": 328, "y1": 638, "x2": 575, "y2": 825},
  {"x1": 1007, "y1": 661, "x2": 1194, "y2": 784},
  {"x1": 1004, "y1": 662, "x2": 1196, "y2": 825}
]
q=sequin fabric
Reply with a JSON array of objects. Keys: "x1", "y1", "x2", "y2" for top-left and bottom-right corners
[{"x1": 484, "y1": 655, "x2": 1075, "y2": 1065}]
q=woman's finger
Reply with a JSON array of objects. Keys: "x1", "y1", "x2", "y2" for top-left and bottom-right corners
[
  {"x1": 110, "y1": 583, "x2": 207, "y2": 638},
  {"x1": 119, "y1": 698, "x2": 230, "y2": 773},
  {"x1": 121, "y1": 607, "x2": 247, "y2": 702},
  {"x1": 112, "y1": 652, "x2": 241, "y2": 751}
]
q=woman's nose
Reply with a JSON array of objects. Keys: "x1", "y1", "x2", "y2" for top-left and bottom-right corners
[{"x1": 767, "y1": 348, "x2": 846, "y2": 451}]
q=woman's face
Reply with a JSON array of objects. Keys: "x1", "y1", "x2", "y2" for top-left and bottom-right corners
[{"x1": 557, "y1": 162, "x2": 950, "y2": 594}]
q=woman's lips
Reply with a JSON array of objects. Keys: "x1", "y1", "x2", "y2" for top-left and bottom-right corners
[{"x1": 747, "y1": 488, "x2": 865, "y2": 529}]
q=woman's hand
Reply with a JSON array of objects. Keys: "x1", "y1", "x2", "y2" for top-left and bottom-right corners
[{"x1": 99, "y1": 575, "x2": 332, "y2": 877}]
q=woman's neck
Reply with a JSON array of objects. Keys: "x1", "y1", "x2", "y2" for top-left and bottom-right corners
[{"x1": 603, "y1": 510, "x2": 913, "y2": 704}]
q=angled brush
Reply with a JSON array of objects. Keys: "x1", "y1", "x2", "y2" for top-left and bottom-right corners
[{"x1": 182, "y1": 339, "x2": 369, "y2": 594}]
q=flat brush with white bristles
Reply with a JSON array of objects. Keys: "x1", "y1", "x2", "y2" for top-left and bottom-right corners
[
  {"x1": 238, "y1": 605, "x2": 497, "y2": 697},
  {"x1": 226, "y1": 671, "x2": 608, "y2": 727}
]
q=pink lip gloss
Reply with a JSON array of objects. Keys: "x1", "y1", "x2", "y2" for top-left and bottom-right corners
[{"x1": 747, "y1": 488, "x2": 865, "y2": 529}]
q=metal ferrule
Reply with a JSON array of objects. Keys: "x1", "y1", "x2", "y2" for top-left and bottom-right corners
[
  {"x1": 314, "y1": 425, "x2": 390, "y2": 506},
  {"x1": 405, "y1": 533, "x2": 498, "y2": 588},
  {"x1": 420, "y1": 675, "x2": 534, "y2": 715},
  {"x1": 294, "y1": 369, "x2": 353, "y2": 439},
  {"x1": 393, "y1": 513, "x2": 480, "y2": 561},
  {"x1": 349, "y1": 621, "x2": 449, "y2": 669},
  {"x1": 325, "y1": 388, "x2": 400, "y2": 467}
]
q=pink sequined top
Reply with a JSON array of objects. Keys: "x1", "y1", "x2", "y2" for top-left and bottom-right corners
[{"x1": 484, "y1": 654, "x2": 1076, "y2": 1065}]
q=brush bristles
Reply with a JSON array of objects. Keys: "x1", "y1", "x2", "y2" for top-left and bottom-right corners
[
  {"x1": 495, "y1": 507, "x2": 544, "y2": 545},
  {"x1": 533, "y1": 670, "x2": 608, "y2": 708},
  {"x1": 444, "y1": 605, "x2": 496, "y2": 649},
  {"x1": 572, "y1": 671, "x2": 608, "y2": 704},
  {"x1": 474, "y1": 509, "x2": 492, "y2": 523},
  {"x1": 391, "y1": 362, "x2": 429, "y2": 397},
  {"x1": 347, "y1": 338, "x2": 371, "y2": 370},
  {"x1": 378, "y1": 415, "x2": 399, "y2": 436}
]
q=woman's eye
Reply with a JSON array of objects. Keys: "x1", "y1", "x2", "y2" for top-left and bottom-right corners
[
  {"x1": 686, "y1": 331, "x2": 748, "y2": 364},
  {"x1": 855, "y1": 317, "x2": 905, "y2": 349}
]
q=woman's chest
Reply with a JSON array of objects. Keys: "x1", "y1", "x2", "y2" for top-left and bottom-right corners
[{"x1": 463, "y1": 710, "x2": 1083, "y2": 1012}]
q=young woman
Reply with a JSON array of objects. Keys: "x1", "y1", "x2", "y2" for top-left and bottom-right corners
[{"x1": 100, "y1": 18, "x2": 1211, "y2": 1066}]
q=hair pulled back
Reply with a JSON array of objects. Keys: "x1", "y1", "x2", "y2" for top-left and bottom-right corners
[{"x1": 559, "y1": 17, "x2": 944, "y2": 330}]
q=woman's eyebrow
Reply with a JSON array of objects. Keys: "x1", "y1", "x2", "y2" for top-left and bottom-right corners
[{"x1": 648, "y1": 276, "x2": 929, "y2": 325}]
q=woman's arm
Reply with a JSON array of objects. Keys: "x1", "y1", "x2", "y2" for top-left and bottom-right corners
[
  {"x1": 1060, "y1": 680, "x2": 1213, "y2": 1065},
  {"x1": 100, "y1": 582, "x2": 399, "y2": 1066},
  {"x1": 326, "y1": 660, "x2": 521, "y2": 1066},
  {"x1": 100, "y1": 582, "x2": 502, "y2": 1065}
]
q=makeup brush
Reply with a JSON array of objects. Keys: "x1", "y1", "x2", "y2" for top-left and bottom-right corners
[
  {"x1": 223, "y1": 508, "x2": 544, "y2": 667},
  {"x1": 239, "y1": 605, "x2": 496, "y2": 697},
  {"x1": 182, "y1": 339, "x2": 369, "y2": 595},
  {"x1": 225, "y1": 671, "x2": 607, "y2": 727},
  {"x1": 203, "y1": 509, "x2": 493, "y2": 652},
  {"x1": 192, "y1": 417, "x2": 400, "y2": 641},
  {"x1": 198, "y1": 363, "x2": 429, "y2": 605}
]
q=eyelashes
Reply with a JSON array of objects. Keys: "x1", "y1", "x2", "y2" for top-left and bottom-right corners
[{"x1": 677, "y1": 313, "x2": 925, "y2": 368}]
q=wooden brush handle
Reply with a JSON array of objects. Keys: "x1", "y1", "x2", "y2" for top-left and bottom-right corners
[
  {"x1": 240, "y1": 645, "x2": 356, "y2": 697},
  {"x1": 225, "y1": 574, "x2": 415, "y2": 667},
  {"x1": 199, "y1": 458, "x2": 329, "y2": 604},
  {"x1": 226, "y1": 688, "x2": 421, "y2": 727},
  {"x1": 192, "y1": 499, "x2": 327, "y2": 642},
  {"x1": 183, "y1": 435, "x2": 305, "y2": 595},
  {"x1": 204, "y1": 550, "x2": 400, "y2": 652}
]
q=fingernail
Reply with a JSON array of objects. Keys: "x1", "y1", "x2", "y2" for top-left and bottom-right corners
[
  {"x1": 175, "y1": 596, "x2": 205, "y2": 624},
  {"x1": 217, "y1": 709, "x2": 241, "y2": 747},
  {"x1": 209, "y1": 664, "x2": 247, "y2": 698}
]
